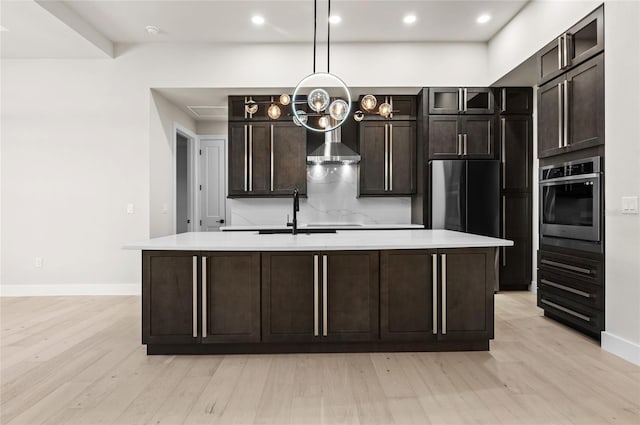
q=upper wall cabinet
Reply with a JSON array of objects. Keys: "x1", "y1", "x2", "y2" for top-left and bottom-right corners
[
  {"x1": 536, "y1": 6, "x2": 604, "y2": 85},
  {"x1": 428, "y1": 88, "x2": 495, "y2": 115},
  {"x1": 228, "y1": 95, "x2": 302, "y2": 122},
  {"x1": 357, "y1": 95, "x2": 417, "y2": 120},
  {"x1": 498, "y1": 87, "x2": 533, "y2": 115}
]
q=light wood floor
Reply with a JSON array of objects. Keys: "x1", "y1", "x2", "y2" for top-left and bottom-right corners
[{"x1": 1, "y1": 292, "x2": 639, "y2": 425}]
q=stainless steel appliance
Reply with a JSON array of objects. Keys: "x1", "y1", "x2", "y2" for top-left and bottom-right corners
[
  {"x1": 540, "y1": 156, "x2": 602, "y2": 250},
  {"x1": 429, "y1": 160, "x2": 500, "y2": 237}
]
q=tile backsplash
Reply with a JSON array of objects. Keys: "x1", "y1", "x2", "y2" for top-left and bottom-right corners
[{"x1": 227, "y1": 164, "x2": 411, "y2": 226}]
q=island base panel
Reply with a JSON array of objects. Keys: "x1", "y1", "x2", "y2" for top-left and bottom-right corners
[{"x1": 146, "y1": 340, "x2": 489, "y2": 355}]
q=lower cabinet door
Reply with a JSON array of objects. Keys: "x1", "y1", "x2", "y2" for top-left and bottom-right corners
[
  {"x1": 438, "y1": 248, "x2": 494, "y2": 341},
  {"x1": 202, "y1": 252, "x2": 261, "y2": 343},
  {"x1": 143, "y1": 251, "x2": 199, "y2": 345},
  {"x1": 322, "y1": 251, "x2": 379, "y2": 342},
  {"x1": 380, "y1": 250, "x2": 437, "y2": 341},
  {"x1": 262, "y1": 252, "x2": 318, "y2": 342}
]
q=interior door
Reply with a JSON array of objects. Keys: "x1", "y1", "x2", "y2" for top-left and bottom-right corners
[{"x1": 200, "y1": 138, "x2": 226, "y2": 231}]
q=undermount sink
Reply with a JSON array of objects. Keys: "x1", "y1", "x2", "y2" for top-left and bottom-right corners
[{"x1": 258, "y1": 229, "x2": 337, "y2": 235}]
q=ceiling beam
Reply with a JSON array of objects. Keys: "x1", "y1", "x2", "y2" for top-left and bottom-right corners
[{"x1": 35, "y1": 0, "x2": 114, "y2": 58}]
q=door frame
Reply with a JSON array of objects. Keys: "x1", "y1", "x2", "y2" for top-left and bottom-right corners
[
  {"x1": 173, "y1": 123, "x2": 198, "y2": 234},
  {"x1": 197, "y1": 134, "x2": 227, "y2": 231}
]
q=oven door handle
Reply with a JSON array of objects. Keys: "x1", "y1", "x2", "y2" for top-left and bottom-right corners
[{"x1": 539, "y1": 173, "x2": 600, "y2": 185}]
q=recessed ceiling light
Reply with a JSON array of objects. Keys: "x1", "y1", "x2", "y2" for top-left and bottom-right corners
[
  {"x1": 403, "y1": 14, "x2": 417, "y2": 25},
  {"x1": 145, "y1": 25, "x2": 160, "y2": 35},
  {"x1": 476, "y1": 14, "x2": 491, "y2": 24},
  {"x1": 329, "y1": 15, "x2": 341, "y2": 25},
  {"x1": 251, "y1": 15, "x2": 265, "y2": 25}
]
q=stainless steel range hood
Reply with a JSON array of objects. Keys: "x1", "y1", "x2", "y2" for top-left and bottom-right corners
[{"x1": 306, "y1": 125, "x2": 361, "y2": 164}]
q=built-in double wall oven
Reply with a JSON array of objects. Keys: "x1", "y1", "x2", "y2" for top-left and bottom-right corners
[{"x1": 540, "y1": 156, "x2": 603, "y2": 252}]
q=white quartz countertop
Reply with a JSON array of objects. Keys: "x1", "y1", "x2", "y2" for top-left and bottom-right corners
[
  {"x1": 124, "y1": 229, "x2": 513, "y2": 251},
  {"x1": 220, "y1": 224, "x2": 424, "y2": 231}
]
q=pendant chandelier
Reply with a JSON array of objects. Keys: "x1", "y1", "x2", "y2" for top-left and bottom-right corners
[{"x1": 290, "y1": 0, "x2": 352, "y2": 133}]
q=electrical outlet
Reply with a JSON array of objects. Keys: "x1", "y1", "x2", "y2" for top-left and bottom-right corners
[
  {"x1": 35, "y1": 257, "x2": 43, "y2": 268},
  {"x1": 126, "y1": 203, "x2": 135, "y2": 214},
  {"x1": 622, "y1": 196, "x2": 639, "y2": 214}
]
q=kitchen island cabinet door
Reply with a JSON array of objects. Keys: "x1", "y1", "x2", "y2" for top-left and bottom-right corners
[
  {"x1": 438, "y1": 248, "x2": 494, "y2": 341},
  {"x1": 380, "y1": 250, "x2": 437, "y2": 341},
  {"x1": 202, "y1": 252, "x2": 260, "y2": 343},
  {"x1": 143, "y1": 251, "x2": 199, "y2": 345},
  {"x1": 322, "y1": 251, "x2": 379, "y2": 342},
  {"x1": 262, "y1": 252, "x2": 318, "y2": 343}
]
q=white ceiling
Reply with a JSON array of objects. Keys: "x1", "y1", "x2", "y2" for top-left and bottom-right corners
[{"x1": 1, "y1": 0, "x2": 530, "y2": 58}]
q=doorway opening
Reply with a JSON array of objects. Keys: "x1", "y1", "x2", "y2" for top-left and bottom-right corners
[{"x1": 174, "y1": 126, "x2": 197, "y2": 233}]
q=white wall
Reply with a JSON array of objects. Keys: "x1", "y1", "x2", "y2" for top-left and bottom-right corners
[
  {"x1": 1, "y1": 41, "x2": 489, "y2": 294},
  {"x1": 602, "y1": 0, "x2": 640, "y2": 365},
  {"x1": 196, "y1": 121, "x2": 227, "y2": 136},
  {"x1": 488, "y1": 0, "x2": 601, "y2": 84}
]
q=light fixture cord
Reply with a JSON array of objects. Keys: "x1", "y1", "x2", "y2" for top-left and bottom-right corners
[
  {"x1": 327, "y1": 0, "x2": 331, "y2": 73},
  {"x1": 313, "y1": 0, "x2": 317, "y2": 73}
]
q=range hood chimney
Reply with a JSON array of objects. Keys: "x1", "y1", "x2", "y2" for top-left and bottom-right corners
[{"x1": 306, "y1": 124, "x2": 361, "y2": 165}]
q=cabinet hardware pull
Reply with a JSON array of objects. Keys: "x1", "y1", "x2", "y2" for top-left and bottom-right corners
[
  {"x1": 502, "y1": 197, "x2": 506, "y2": 267},
  {"x1": 501, "y1": 118, "x2": 506, "y2": 189},
  {"x1": 313, "y1": 255, "x2": 319, "y2": 337},
  {"x1": 322, "y1": 255, "x2": 328, "y2": 337},
  {"x1": 441, "y1": 254, "x2": 447, "y2": 335},
  {"x1": 192, "y1": 256, "x2": 198, "y2": 338},
  {"x1": 463, "y1": 88, "x2": 468, "y2": 112},
  {"x1": 432, "y1": 254, "x2": 438, "y2": 335},
  {"x1": 487, "y1": 121, "x2": 491, "y2": 155},
  {"x1": 541, "y1": 299, "x2": 590, "y2": 322},
  {"x1": 244, "y1": 96, "x2": 248, "y2": 119},
  {"x1": 244, "y1": 125, "x2": 248, "y2": 191},
  {"x1": 384, "y1": 124, "x2": 389, "y2": 191},
  {"x1": 249, "y1": 125, "x2": 253, "y2": 191},
  {"x1": 389, "y1": 124, "x2": 393, "y2": 191},
  {"x1": 458, "y1": 88, "x2": 463, "y2": 112},
  {"x1": 270, "y1": 125, "x2": 274, "y2": 191},
  {"x1": 463, "y1": 134, "x2": 468, "y2": 156},
  {"x1": 202, "y1": 256, "x2": 207, "y2": 338},
  {"x1": 557, "y1": 83, "x2": 563, "y2": 149},
  {"x1": 540, "y1": 259, "x2": 591, "y2": 275},
  {"x1": 457, "y1": 134, "x2": 462, "y2": 156},
  {"x1": 501, "y1": 88, "x2": 506, "y2": 113},
  {"x1": 540, "y1": 279, "x2": 591, "y2": 298},
  {"x1": 563, "y1": 80, "x2": 569, "y2": 147},
  {"x1": 557, "y1": 37, "x2": 563, "y2": 69},
  {"x1": 562, "y1": 34, "x2": 569, "y2": 69}
]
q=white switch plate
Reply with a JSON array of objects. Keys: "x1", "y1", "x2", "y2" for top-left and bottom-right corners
[
  {"x1": 126, "y1": 203, "x2": 135, "y2": 214},
  {"x1": 35, "y1": 257, "x2": 43, "y2": 268},
  {"x1": 622, "y1": 196, "x2": 639, "y2": 214}
]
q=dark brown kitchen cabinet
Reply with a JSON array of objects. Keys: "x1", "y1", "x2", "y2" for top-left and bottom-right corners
[
  {"x1": 537, "y1": 53, "x2": 604, "y2": 158},
  {"x1": 437, "y1": 248, "x2": 494, "y2": 341},
  {"x1": 500, "y1": 115, "x2": 532, "y2": 192},
  {"x1": 500, "y1": 194, "x2": 532, "y2": 290},
  {"x1": 498, "y1": 87, "x2": 533, "y2": 115},
  {"x1": 428, "y1": 115, "x2": 495, "y2": 160},
  {"x1": 202, "y1": 253, "x2": 261, "y2": 343},
  {"x1": 261, "y1": 251, "x2": 379, "y2": 343},
  {"x1": 228, "y1": 95, "x2": 298, "y2": 121},
  {"x1": 357, "y1": 95, "x2": 417, "y2": 120},
  {"x1": 380, "y1": 250, "x2": 437, "y2": 341},
  {"x1": 428, "y1": 87, "x2": 494, "y2": 114},
  {"x1": 359, "y1": 121, "x2": 416, "y2": 196},
  {"x1": 537, "y1": 6, "x2": 603, "y2": 85},
  {"x1": 143, "y1": 251, "x2": 199, "y2": 345},
  {"x1": 228, "y1": 122, "x2": 307, "y2": 197}
]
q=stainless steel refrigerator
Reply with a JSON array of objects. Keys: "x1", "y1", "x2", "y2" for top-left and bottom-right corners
[{"x1": 429, "y1": 160, "x2": 500, "y2": 237}]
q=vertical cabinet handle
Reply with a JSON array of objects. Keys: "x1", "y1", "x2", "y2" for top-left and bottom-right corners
[
  {"x1": 457, "y1": 134, "x2": 462, "y2": 156},
  {"x1": 313, "y1": 255, "x2": 319, "y2": 337},
  {"x1": 244, "y1": 125, "x2": 248, "y2": 191},
  {"x1": 202, "y1": 256, "x2": 207, "y2": 338},
  {"x1": 441, "y1": 254, "x2": 447, "y2": 335},
  {"x1": 502, "y1": 197, "x2": 507, "y2": 267},
  {"x1": 389, "y1": 124, "x2": 393, "y2": 191},
  {"x1": 557, "y1": 36, "x2": 563, "y2": 69},
  {"x1": 270, "y1": 125, "x2": 274, "y2": 191},
  {"x1": 501, "y1": 88, "x2": 506, "y2": 113},
  {"x1": 192, "y1": 256, "x2": 198, "y2": 338},
  {"x1": 322, "y1": 255, "x2": 328, "y2": 337},
  {"x1": 384, "y1": 124, "x2": 389, "y2": 191},
  {"x1": 557, "y1": 83, "x2": 563, "y2": 149},
  {"x1": 463, "y1": 88, "x2": 468, "y2": 112},
  {"x1": 501, "y1": 118, "x2": 506, "y2": 189},
  {"x1": 248, "y1": 125, "x2": 253, "y2": 191},
  {"x1": 463, "y1": 134, "x2": 468, "y2": 156},
  {"x1": 563, "y1": 34, "x2": 569, "y2": 68},
  {"x1": 432, "y1": 254, "x2": 438, "y2": 335},
  {"x1": 458, "y1": 88, "x2": 463, "y2": 112},
  {"x1": 563, "y1": 80, "x2": 569, "y2": 147}
]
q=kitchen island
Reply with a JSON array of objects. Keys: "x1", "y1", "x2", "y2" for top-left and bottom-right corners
[{"x1": 125, "y1": 230, "x2": 513, "y2": 355}]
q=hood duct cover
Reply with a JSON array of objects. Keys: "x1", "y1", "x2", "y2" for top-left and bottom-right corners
[{"x1": 306, "y1": 125, "x2": 361, "y2": 164}]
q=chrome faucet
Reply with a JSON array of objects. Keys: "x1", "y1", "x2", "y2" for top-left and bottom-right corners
[{"x1": 286, "y1": 188, "x2": 300, "y2": 235}]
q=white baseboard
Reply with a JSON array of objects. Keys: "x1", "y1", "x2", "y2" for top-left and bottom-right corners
[
  {"x1": 0, "y1": 284, "x2": 141, "y2": 297},
  {"x1": 601, "y1": 331, "x2": 640, "y2": 366},
  {"x1": 530, "y1": 281, "x2": 537, "y2": 292}
]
